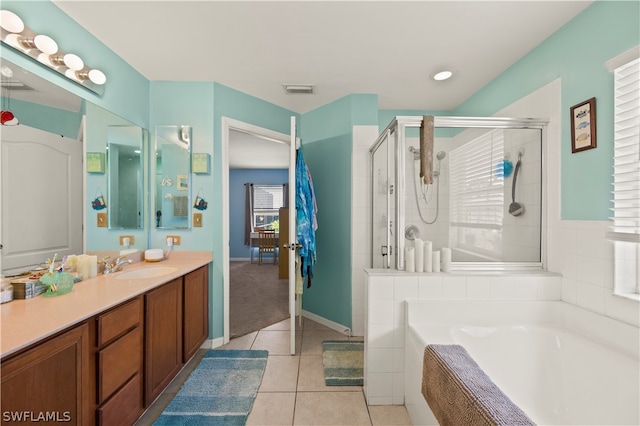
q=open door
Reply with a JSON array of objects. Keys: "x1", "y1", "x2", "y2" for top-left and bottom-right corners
[{"x1": 287, "y1": 117, "x2": 297, "y2": 355}]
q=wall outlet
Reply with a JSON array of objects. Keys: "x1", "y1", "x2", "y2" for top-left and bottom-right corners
[
  {"x1": 119, "y1": 235, "x2": 135, "y2": 246},
  {"x1": 167, "y1": 236, "x2": 181, "y2": 246}
]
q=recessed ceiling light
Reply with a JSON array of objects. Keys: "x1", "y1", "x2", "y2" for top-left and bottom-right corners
[{"x1": 433, "y1": 70, "x2": 453, "y2": 81}]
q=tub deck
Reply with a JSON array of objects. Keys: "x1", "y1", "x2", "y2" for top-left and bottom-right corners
[{"x1": 405, "y1": 301, "x2": 640, "y2": 426}]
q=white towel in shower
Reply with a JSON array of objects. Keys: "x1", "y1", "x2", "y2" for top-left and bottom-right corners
[{"x1": 420, "y1": 115, "x2": 434, "y2": 185}]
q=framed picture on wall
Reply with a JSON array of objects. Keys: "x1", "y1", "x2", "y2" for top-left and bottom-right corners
[
  {"x1": 177, "y1": 174, "x2": 188, "y2": 190},
  {"x1": 570, "y1": 97, "x2": 597, "y2": 153}
]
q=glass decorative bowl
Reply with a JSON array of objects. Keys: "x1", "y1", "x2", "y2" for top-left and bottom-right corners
[{"x1": 40, "y1": 272, "x2": 75, "y2": 297}]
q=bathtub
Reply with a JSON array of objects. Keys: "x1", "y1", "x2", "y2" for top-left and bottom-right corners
[{"x1": 404, "y1": 300, "x2": 640, "y2": 426}]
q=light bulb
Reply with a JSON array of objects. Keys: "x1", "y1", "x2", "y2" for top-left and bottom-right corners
[
  {"x1": 0, "y1": 10, "x2": 24, "y2": 33},
  {"x1": 37, "y1": 52, "x2": 55, "y2": 66},
  {"x1": 3, "y1": 33, "x2": 21, "y2": 49},
  {"x1": 64, "y1": 68, "x2": 79, "y2": 80},
  {"x1": 88, "y1": 69, "x2": 106, "y2": 85},
  {"x1": 1, "y1": 66, "x2": 13, "y2": 78},
  {"x1": 34, "y1": 35, "x2": 58, "y2": 54},
  {"x1": 63, "y1": 53, "x2": 84, "y2": 71}
]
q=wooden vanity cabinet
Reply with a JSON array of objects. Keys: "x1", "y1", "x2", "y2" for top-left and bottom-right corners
[
  {"x1": 144, "y1": 266, "x2": 210, "y2": 406},
  {"x1": 92, "y1": 297, "x2": 144, "y2": 426},
  {"x1": 144, "y1": 276, "x2": 183, "y2": 407},
  {"x1": 183, "y1": 265, "x2": 209, "y2": 362},
  {"x1": 1, "y1": 322, "x2": 90, "y2": 425},
  {"x1": 1, "y1": 263, "x2": 210, "y2": 425}
]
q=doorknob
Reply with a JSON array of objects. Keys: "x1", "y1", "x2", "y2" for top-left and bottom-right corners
[{"x1": 282, "y1": 243, "x2": 301, "y2": 250}]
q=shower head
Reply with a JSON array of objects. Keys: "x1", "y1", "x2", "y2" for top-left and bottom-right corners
[
  {"x1": 409, "y1": 146, "x2": 421, "y2": 160},
  {"x1": 436, "y1": 151, "x2": 446, "y2": 161}
]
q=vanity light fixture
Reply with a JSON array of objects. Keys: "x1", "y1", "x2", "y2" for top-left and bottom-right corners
[
  {"x1": 0, "y1": 9, "x2": 107, "y2": 95},
  {"x1": 432, "y1": 70, "x2": 453, "y2": 81}
]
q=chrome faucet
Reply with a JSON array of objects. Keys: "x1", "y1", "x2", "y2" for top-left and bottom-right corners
[{"x1": 103, "y1": 256, "x2": 132, "y2": 274}]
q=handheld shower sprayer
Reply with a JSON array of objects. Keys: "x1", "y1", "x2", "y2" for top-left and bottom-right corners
[{"x1": 409, "y1": 147, "x2": 446, "y2": 224}]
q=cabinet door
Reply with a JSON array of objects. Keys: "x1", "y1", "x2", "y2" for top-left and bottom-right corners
[
  {"x1": 1, "y1": 322, "x2": 89, "y2": 425},
  {"x1": 183, "y1": 265, "x2": 209, "y2": 362},
  {"x1": 144, "y1": 277, "x2": 183, "y2": 407}
]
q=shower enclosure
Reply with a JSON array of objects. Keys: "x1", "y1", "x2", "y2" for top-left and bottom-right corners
[{"x1": 370, "y1": 116, "x2": 547, "y2": 270}]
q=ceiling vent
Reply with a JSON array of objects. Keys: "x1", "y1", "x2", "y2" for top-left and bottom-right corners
[{"x1": 283, "y1": 84, "x2": 315, "y2": 94}]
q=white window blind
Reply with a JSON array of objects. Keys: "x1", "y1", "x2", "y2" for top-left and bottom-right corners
[
  {"x1": 253, "y1": 185, "x2": 284, "y2": 212},
  {"x1": 610, "y1": 57, "x2": 640, "y2": 297},
  {"x1": 610, "y1": 57, "x2": 640, "y2": 242},
  {"x1": 449, "y1": 130, "x2": 505, "y2": 228}
]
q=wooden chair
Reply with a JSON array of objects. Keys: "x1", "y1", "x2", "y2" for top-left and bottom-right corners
[{"x1": 257, "y1": 229, "x2": 277, "y2": 265}]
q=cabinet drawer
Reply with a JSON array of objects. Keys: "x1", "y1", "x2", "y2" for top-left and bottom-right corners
[
  {"x1": 97, "y1": 298, "x2": 141, "y2": 346},
  {"x1": 97, "y1": 373, "x2": 143, "y2": 426},
  {"x1": 97, "y1": 327, "x2": 142, "y2": 403}
]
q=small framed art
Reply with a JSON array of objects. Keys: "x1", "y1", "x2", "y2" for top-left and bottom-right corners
[
  {"x1": 86, "y1": 152, "x2": 105, "y2": 173},
  {"x1": 570, "y1": 97, "x2": 597, "y2": 153}
]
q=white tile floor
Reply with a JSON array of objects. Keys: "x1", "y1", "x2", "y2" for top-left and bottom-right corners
[{"x1": 136, "y1": 318, "x2": 413, "y2": 425}]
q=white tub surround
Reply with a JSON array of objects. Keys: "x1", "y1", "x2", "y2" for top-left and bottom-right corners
[
  {"x1": 0, "y1": 251, "x2": 212, "y2": 357},
  {"x1": 363, "y1": 269, "x2": 561, "y2": 405},
  {"x1": 405, "y1": 300, "x2": 640, "y2": 426}
]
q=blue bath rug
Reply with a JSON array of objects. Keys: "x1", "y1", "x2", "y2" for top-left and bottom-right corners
[
  {"x1": 322, "y1": 340, "x2": 364, "y2": 386},
  {"x1": 153, "y1": 349, "x2": 268, "y2": 426}
]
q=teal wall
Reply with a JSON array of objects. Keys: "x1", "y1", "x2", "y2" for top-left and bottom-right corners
[
  {"x1": 299, "y1": 94, "x2": 378, "y2": 328},
  {"x1": 149, "y1": 81, "x2": 217, "y2": 335},
  {"x1": 0, "y1": 97, "x2": 82, "y2": 138},
  {"x1": 452, "y1": 1, "x2": 640, "y2": 220}
]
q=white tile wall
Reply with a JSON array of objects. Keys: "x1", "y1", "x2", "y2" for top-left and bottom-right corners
[{"x1": 364, "y1": 270, "x2": 562, "y2": 405}]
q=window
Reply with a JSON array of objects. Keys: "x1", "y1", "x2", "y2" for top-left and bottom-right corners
[
  {"x1": 449, "y1": 130, "x2": 505, "y2": 259},
  {"x1": 609, "y1": 57, "x2": 640, "y2": 297},
  {"x1": 252, "y1": 184, "x2": 284, "y2": 231}
]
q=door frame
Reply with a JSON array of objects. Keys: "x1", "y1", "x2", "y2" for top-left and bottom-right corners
[{"x1": 221, "y1": 117, "x2": 291, "y2": 345}]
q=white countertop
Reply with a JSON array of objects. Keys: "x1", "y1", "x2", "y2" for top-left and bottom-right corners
[{"x1": 1, "y1": 251, "x2": 212, "y2": 358}]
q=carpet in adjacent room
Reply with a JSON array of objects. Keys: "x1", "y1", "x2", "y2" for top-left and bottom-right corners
[
  {"x1": 322, "y1": 340, "x2": 364, "y2": 386},
  {"x1": 153, "y1": 349, "x2": 268, "y2": 426},
  {"x1": 229, "y1": 261, "x2": 288, "y2": 338}
]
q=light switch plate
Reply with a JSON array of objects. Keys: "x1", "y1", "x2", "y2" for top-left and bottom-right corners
[
  {"x1": 193, "y1": 213, "x2": 202, "y2": 227},
  {"x1": 97, "y1": 212, "x2": 107, "y2": 227}
]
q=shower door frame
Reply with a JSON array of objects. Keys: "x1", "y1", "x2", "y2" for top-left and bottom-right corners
[{"x1": 370, "y1": 116, "x2": 549, "y2": 271}]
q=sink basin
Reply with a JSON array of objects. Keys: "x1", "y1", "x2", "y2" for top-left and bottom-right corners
[{"x1": 115, "y1": 266, "x2": 178, "y2": 280}]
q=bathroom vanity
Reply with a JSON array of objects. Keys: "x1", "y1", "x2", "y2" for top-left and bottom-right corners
[{"x1": 0, "y1": 251, "x2": 212, "y2": 426}]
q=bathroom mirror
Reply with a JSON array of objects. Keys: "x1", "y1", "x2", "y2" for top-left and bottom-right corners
[
  {"x1": 154, "y1": 125, "x2": 192, "y2": 229},
  {"x1": 0, "y1": 59, "x2": 149, "y2": 274},
  {"x1": 107, "y1": 125, "x2": 145, "y2": 229}
]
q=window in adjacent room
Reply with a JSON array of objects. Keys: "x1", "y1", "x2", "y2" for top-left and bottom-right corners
[{"x1": 252, "y1": 184, "x2": 285, "y2": 231}]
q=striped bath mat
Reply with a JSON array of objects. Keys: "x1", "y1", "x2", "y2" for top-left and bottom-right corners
[
  {"x1": 322, "y1": 340, "x2": 364, "y2": 386},
  {"x1": 153, "y1": 349, "x2": 268, "y2": 425}
]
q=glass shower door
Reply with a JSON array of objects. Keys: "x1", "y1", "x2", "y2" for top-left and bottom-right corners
[{"x1": 371, "y1": 129, "x2": 395, "y2": 268}]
